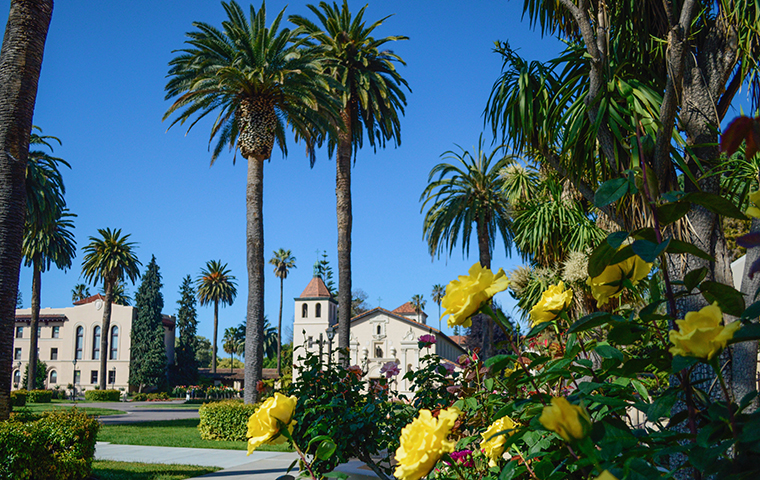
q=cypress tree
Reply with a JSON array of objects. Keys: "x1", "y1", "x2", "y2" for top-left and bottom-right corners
[
  {"x1": 174, "y1": 275, "x2": 199, "y2": 385},
  {"x1": 129, "y1": 255, "x2": 167, "y2": 391}
]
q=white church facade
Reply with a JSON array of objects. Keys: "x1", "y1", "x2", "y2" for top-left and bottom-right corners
[{"x1": 292, "y1": 276, "x2": 466, "y2": 396}]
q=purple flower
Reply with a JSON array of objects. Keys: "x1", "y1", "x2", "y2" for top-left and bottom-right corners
[
  {"x1": 441, "y1": 362, "x2": 456, "y2": 375},
  {"x1": 447, "y1": 450, "x2": 474, "y2": 467},
  {"x1": 380, "y1": 361, "x2": 400, "y2": 379},
  {"x1": 418, "y1": 334, "x2": 437, "y2": 349}
]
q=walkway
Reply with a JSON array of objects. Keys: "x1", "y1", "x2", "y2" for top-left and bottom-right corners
[{"x1": 60, "y1": 399, "x2": 201, "y2": 424}]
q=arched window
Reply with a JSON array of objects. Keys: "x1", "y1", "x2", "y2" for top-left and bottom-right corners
[
  {"x1": 92, "y1": 326, "x2": 101, "y2": 360},
  {"x1": 376, "y1": 325, "x2": 382, "y2": 335},
  {"x1": 302, "y1": 304, "x2": 308, "y2": 318},
  {"x1": 49, "y1": 370, "x2": 57, "y2": 384},
  {"x1": 13, "y1": 370, "x2": 20, "y2": 386},
  {"x1": 110, "y1": 326, "x2": 119, "y2": 360},
  {"x1": 75, "y1": 326, "x2": 84, "y2": 360},
  {"x1": 315, "y1": 303, "x2": 321, "y2": 318}
]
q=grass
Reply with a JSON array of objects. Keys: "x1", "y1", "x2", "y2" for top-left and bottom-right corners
[
  {"x1": 91, "y1": 460, "x2": 219, "y2": 480},
  {"x1": 97, "y1": 418, "x2": 292, "y2": 452},
  {"x1": 13, "y1": 404, "x2": 125, "y2": 416}
]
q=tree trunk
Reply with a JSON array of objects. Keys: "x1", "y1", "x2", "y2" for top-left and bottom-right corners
[
  {"x1": 244, "y1": 155, "x2": 265, "y2": 404},
  {"x1": 0, "y1": 0, "x2": 53, "y2": 421},
  {"x1": 476, "y1": 219, "x2": 494, "y2": 358},
  {"x1": 336, "y1": 108, "x2": 352, "y2": 367},
  {"x1": 212, "y1": 300, "x2": 218, "y2": 374},
  {"x1": 26, "y1": 256, "x2": 41, "y2": 390},
  {"x1": 277, "y1": 276, "x2": 283, "y2": 377},
  {"x1": 734, "y1": 217, "x2": 760, "y2": 411},
  {"x1": 100, "y1": 282, "x2": 113, "y2": 390}
]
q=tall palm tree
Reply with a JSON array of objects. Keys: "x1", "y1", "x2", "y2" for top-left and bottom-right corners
[
  {"x1": 164, "y1": 0, "x2": 339, "y2": 403},
  {"x1": 223, "y1": 327, "x2": 243, "y2": 373},
  {"x1": 290, "y1": 2, "x2": 409, "y2": 366},
  {"x1": 196, "y1": 260, "x2": 237, "y2": 374},
  {"x1": 0, "y1": 0, "x2": 54, "y2": 420},
  {"x1": 420, "y1": 136, "x2": 515, "y2": 357},
  {"x1": 104, "y1": 281, "x2": 131, "y2": 306},
  {"x1": 269, "y1": 248, "x2": 295, "y2": 377},
  {"x1": 71, "y1": 283, "x2": 90, "y2": 303},
  {"x1": 431, "y1": 284, "x2": 445, "y2": 330},
  {"x1": 410, "y1": 294, "x2": 426, "y2": 324},
  {"x1": 81, "y1": 228, "x2": 141, "y2": 390}
]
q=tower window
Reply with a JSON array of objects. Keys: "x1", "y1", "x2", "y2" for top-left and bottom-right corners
[
  {"x1": 302, "y1": 304, "x2": 308, "y2": 318},
  {"x1": 315, "y1": 303, "x2": 321, "y2": 318},
  {"x1": 376, "y1": 325, "x2": 381, "y2": 335}
]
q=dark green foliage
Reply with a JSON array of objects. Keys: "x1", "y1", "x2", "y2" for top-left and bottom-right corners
[
  {"x1": 22, "y1": 359, "x2": 46, "y2": 390},
  {"x1": 195, "y1": 336, "x2": 213, "y2": 368},
  {"x1": 174, "y1": 275, "x2": 199, "y2": 385},
  {"x1": 84, "y1": 390, "x2": 120, "y2": 402},
  {"x1": 129, "y1": 256, "x2": 167, "y2": 391},
  {"x1": 198, "y1": 400, "x2": 258, "y2": 441},
  {"x1": 26, "y1": 390, "x2": 52, "y2": 403},
  {"x1": 0, "y1": 409, "x2": 99, "y2": 480},
  {"x1": 10, "y1": 391, "x2": 26, "y2": 407},
  {"x1": 313, "y1": 251, "x2": 336, "y2": 295}
]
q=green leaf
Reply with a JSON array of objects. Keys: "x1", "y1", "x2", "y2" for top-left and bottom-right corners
[
  {"x1": 631, "y1": 379, "x2": 649, "y2": 401},
  {"x1": 672, "y1": 355, "x2": 700, "y2": 372},
  {"x1": 568, "y1": 312, "x2": 623, "y2": 333},
  {"x1": 647, "y1": 392, "x2": 677, "y2": 422},
  {"x1": 683, "y1": 268, "x2": 708, "y2": 292},
  {"x1": 656, "y1": 201, "x2": 690, "y2": 225},
  {"x1": 700, "y1": 281, "x2": 746, "y2": 317},
  {"x1": 684, "y1": 192, "x2": 748, "y2": 219},
  {"x1": 742, "y1": 301, "x2": 760, "y2": 320},
  {"x1": 323, "y1": 473, "x2": 349, "y2": 479},
  {"x1": 588, "y1": 232, "x2": 629, "y2": 277},
  {"x1": 666, "y1": 240, "x2": 715, "y2": 261},
  {"x1": 524, "y1": 320, "x2": 553, "y2": 339},
  {"x1": 484, "y1": 354, "x2": 514, "y2": 369},
  {"x1": 730, "y1": 323, "x2": 760, "y2": 343},
  {"x1": 315, "y1": 439, "x2": 337, "y2": 460},
  {"x1": 631, "y1": 238, "x2": 670, "y2": 263},
  {"x1": 595, "y1": 344, "x2": 624, "y2": 363},
  {"x1": 608, "y1": 244, "x2": 635, "y2": 265}
]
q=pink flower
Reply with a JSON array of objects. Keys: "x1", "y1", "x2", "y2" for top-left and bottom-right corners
[
  {"x1": 441, "y1": 362, "x2": 455, "y2": 376},
  {"x1": 418, "y1": 334, "x2": 437, "y2": 349},
  {"x1": 447, "y1": 450, "x2": 474, "y2": 467},
  {"x1": 380, "y1": 361, "x2": 400, "y2": 379}
]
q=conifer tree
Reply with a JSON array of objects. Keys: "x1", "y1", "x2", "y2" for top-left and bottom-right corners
[
  {"x1": 128, "y1": 255, "x2": 167, "y2": 392},
  {"x1": 174, "y1": 275, "x2": 199, "y2": 385}
]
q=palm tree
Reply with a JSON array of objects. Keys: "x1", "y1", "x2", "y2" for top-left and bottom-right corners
[
  {"x1": 269, "y1": 249, "x2": 295, "y2": 377},
  {"x1": 431, "y1": 284, "x2": 445, "y2": 330},
  {"x1": 222, "y1": 327, "x2": 243, "y2": 373},
  {"x1": 420, "y1": 136, "x2": 515, "y2": 357},
  {"x1": 0, "y1": 0, "x2": 54, "y2": 420},
  {"x1": 81, "y1": 228, "x2": 141, "y2": 390},
  {"x1": 164, "y1": 0, "x2": 339, "y2": 403},
  {"x1": 290, "y1": 2, "x2": 409, "y2": 366},
  {"x1": 105, "y1": 281, "x2": 132, "y2": 306},
  {"x1": 196, "y1": 260, "x2": 237, "y2": 374},
  {"x1": 410, "y1": 294, "x2": 426, "y2": 324},
  {"x1": 71, "y1": 283, "x2": 90, "y2": 302}
]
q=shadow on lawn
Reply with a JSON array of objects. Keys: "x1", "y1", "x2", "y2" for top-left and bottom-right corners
[{"x1": 91, "y1": 461, "x2": 219, "y2": 480}]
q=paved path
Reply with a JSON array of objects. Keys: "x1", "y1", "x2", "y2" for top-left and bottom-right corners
[{"x1": 60, "y1": 399, "x2": 201, "y2": 424}]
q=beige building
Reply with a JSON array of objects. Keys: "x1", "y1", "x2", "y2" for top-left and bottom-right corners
[
  {"x1": 293, "y1": 276, "x2": 466, "y2": 396},
  {"x1": 12, "y1": 295, "x2": 175, "y2": 392}
]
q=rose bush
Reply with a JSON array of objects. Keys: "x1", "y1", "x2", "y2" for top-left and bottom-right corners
[{"x1": 394, "y1": 407, "x2": 460, "y2": 480}]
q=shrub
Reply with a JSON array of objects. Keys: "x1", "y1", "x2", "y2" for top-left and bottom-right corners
[
  {"x1": 198, "y1": 399, "x2": 258, "y2": 441},
  {"x1": 26, "y1": 390, "x2": 52, "y2": 404},
  {"x1": 0, "y1": 409, "x2": 99, "y2": 479},
  {"x1": 131, "y1": 393, "x2": 147, "y2": 401},
  {"x1": 131, "y1": 392, "x2": 170, "y2": 402},
  {"x1": 84, "y1": 389, "x2": 120, "y2": 402},
  {"x1": 10, "y1": 390, "x2": 26, "y2": 407}
]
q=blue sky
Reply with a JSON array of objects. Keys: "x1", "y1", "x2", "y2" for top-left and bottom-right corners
[{"x1": 5, "y1": 1, "x2": 566, "y2": 342}]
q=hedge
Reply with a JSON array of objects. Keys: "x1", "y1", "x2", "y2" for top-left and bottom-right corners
[
  {"x1": 26, "y1": 390, "x2": 52, "y2": 404},
  {"x1": 132, "y1": 392, "x2": 169, "y2": 402},
  {"x1": 0, "y1": 409, "x2": 99, "y2": 479},
  {"x1": 84, "y1": 389, "x2": 120, "y2": 402},
  {"x1": 10, "y1": 390, "x2": 26, "y2": 407},
  {"x1": 198, "y1": 399, "x2": 259, "y2": 441}
]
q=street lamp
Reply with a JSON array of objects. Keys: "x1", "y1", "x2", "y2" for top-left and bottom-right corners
[
  {"x1": 72, "y1": 358, "x2": 77, "y2": 402},
  {"x1": 325, "y1": 327, "x2": 335, "y2": 366}
]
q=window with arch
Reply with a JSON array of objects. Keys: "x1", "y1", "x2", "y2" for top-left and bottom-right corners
[
  {"x1": 49, "y1": 370, "x2": 57, "y2": 384},
  {"x1": 75, "y1": 326, "x2": 84, "y2": 360},
  {"x1": 13, "y1": 370, "x2": 20, "y2": 386},
  {"x1": 315, "y1": 303, "x2": 321, "y2": 318},
  {"x1": 110, "y1": 326, "x2": 119, "y2": 360},
  {"x1": 302, "y1": 304, "x2": 308, "y2": 318},
  {"x1": 376, "y1": 325, "x2": 382, "y2": 335},
  {"x1": 92, "y1": 326, "x2": 101, "y2": 360}
]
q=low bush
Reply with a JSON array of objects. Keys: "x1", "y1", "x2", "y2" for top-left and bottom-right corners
[
  {"x1": 198, "y1": 399, "x2": 258, "y2": 441},
  {"x1": 84, "y1": 389, "x2": 120, "y2": 402},
  {"x1": 10, "y1": 390, "x2": 26, "y2": 407},
  {"x1": 131, "y1": 392, "x2": 170, "y2": 402},
  {"x1": 26, "y1": 389, "x2": 52, "y2": 404},
  {"x1": 0, "y1": 409, "x2": 99, "y2": 479}
]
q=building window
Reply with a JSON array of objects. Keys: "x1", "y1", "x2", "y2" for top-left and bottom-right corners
[
  {"x1": 376, "y1": 325, "x2": 382, "y2": 335},
  {"x1": 108, "y1": 370, "x2": 116, "y2": 385},
  {"x1": 37, "y1": 326, "x2": 41, "y2": 337},
  {"x1": 91, "y1": 370, "x2": 98, "y2": 384},
  {"x1": 75, "y1": 326, "x2": 84, "y2": 360},
  {"x1": 15, "y1": 326, "x2": 23, "y2": 338},
  {"x1": 92, "y1": 326, "x2": 101, "y2": 360},
  {"x1": 315, "y1": 303, "x2": 321, "y2": 318},
  {"x1": 50, "y1": 348, "x2": 58, "y2": 361},
  {"x1": 14, "y1": 348, "x2": 21, "y2": 360},
  {"x1": 74, "y1": 370, "x2": 81, "y2": 384},
  {"x1": 13, "y1": 370, "x2": 20, "y2": 386},
  {"x1": 110, "y1": 326, "x2": 119, "y2": 360},
  {"x1": 407, "y1": 363, "x2": 413, "y2": 373},
  {"x1": 374, "y1": 343, "x2": 383, "y2": 358},
  {"x1": 49, "y1": 370, "x2": 57, "y2": 384},
  {"x1": 302, "y1": 304, "x2": 308, "y2": 318},
  {"x1": 52, "y1": 326, "x2": 60, "y2": 338}
]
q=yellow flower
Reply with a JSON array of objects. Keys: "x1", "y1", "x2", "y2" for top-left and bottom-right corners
[
  {"x1": 586, "y1": 249, "x2": 652, "y2": 307},
  {"x1": 746, "y1": 191, "x2": 760, "y2": 218},
  {"x1": 481, "y1": 415, "x2": 517, "y2": 467},
  {"x1": 539, "y1": 397, "x2": 590, "y2": 443},
  {"x1": 669, "y1": 303, "x2": 741, "y2": 360},
  {"x1": 529, "y1": 281, "x2": 573, "y2": 326},
  {"x1": 594, "y1": 471, "x2": 619, "y2": 480},
  {"x1": 246, "y1": 392, "x2": 297, "y2": 454},
  {"x1": 394, "y1": 407, "x2": 461, "y2": 480},
  {"x1": 440, "y1": 263, "x2": 510, "y2": 328}
]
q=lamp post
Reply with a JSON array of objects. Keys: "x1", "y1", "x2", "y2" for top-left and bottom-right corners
[
  {"x1": 325, "y1": 327, "x2": 335, "y2": 366},
  {"x1": 72, "y1": 358, "x2": 77, "y2": 402}
]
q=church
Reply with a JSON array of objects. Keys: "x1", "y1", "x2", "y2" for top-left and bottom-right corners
[{"x1": 292, "y1": 275, "x2": 466, "y2": 396}]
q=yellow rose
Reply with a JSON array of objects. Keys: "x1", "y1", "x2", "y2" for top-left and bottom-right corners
[
  {"x1": 539, "y1": 397, "x2": 590, "y2": 443},
  {"x1": 394, "y1": 407, "x2": 461, "y2": 480},
  {"x1": 594, "y1": 471, "x2": 619, "y2": 480},
  {"x1": 529, "y1": 281, "x2": 573, "y2": 326},
  {"x1": 440, "y1": 263, "x2": 510, "y2": 328},
  {"x1": 481, "y1": 415, "x2": 517, "y2": 467},
  {"x1": 246, "y1": 392, "x2": 297, "y2": 454},
  {"x1": 669, "y1": 302, "x2": 741, "y2": 360},
  {"x1": 586, "y1": 249, "x2": 652, "y2": 307},
  {"x1": 746, "y1": 191, "x2": 760, "y2": 218}
]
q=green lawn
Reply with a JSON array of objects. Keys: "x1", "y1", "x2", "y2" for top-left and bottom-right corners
[
  {"x1": 97, "y1": 418, "x2": 292, "y2": 452},
  {"x1": 13, "y1": 404, "x2": 125, "y2": 416},
  {"x1": 92, "y1": 460, "x2": 219, "y2": 480}
]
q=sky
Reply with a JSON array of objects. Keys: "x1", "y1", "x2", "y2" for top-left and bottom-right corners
[{"x1": 4, "y1": 0, "x2": 568, "y2": 343}]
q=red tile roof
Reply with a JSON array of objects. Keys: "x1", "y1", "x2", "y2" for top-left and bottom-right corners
[
  {"x1": 73, "y1": 294, "x2": 105, "y2": 306},
  {"x1": 15, "y1": 314, "x2": 68, "y2": 323},
  {"x1": 299, "y1": 276, "x2": 333, "y2": 298},
  {"x1": 449, "y1": 335, "x2": 467, "y2": 346},
  {"x1": 392, "y1": 301, "x2": 420, "y2": 314}
]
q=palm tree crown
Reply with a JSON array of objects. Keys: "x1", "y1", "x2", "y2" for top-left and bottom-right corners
[
  {"x1": 431, "y1": 284, "x2": 445, "y2": 329},
  {"x1": 71, "y1": 283, "x2": 90, "y2": 302},
  {"x1": 197, "y1": 260, "x2": 238, "y2": 308},
  {"x1": 82, "y1": 229, "x2": 142, "y2": 287},
  {"x1": 269, "y1": 249, "x2": 296, "y2": 280}
]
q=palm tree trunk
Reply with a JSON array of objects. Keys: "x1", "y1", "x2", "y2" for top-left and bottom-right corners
[
  {"x1": 245, "y1": 156, "x2": 265, "y2": 404},
  {"x1": 336, "y1": 108, "x2": 352, "y2": 367},
  {"x1": 212, "y1": 300, "x2": 218, "y2": 374},
  {"x1": 0, "y1": 0, "x2": 53, "y2": 421},
  {"x1": 476, "y1": 219, "x2": 493, "y2": 358},
  {"x1": 277, "y1": 276, "x2": 283, "y2": 377},
  {"x1": 100, "y1": 282, "x2": 114, "y2": 390},
  {"x1": 27, "y1": 257, "x2": 41, "y2": 390}
]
